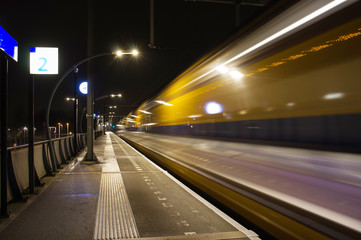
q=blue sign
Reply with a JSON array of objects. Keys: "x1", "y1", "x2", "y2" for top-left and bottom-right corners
[
  {"x1": 79, "y1": 81, "x2": 88, "y2": 94},
  {"x1": 0, "y1": 26, "x2": 18, "y2": 61}
]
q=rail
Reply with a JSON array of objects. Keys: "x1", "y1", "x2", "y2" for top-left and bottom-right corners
[{"x1": 0, "y1": 133, "x2": 86, "y2": 206}]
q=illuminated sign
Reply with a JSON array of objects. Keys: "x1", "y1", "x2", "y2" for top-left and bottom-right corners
[
  {"x1": 79, "y1": 81, "x2": 88, "y2": 94},
  {"x1": 30, "y1": 47, "x2": 58, "y2": 74},
  {"x1": 0, "y1": 26, "x2": 18, "y2": 61}
]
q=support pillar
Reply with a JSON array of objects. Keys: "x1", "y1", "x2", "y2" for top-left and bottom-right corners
[{"x1": 0, "y1": 57, "x2": 9, "y2": 217}]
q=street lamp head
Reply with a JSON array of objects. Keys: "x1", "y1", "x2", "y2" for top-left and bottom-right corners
[
  {"x1": 116, "y1": 50, "x2": 123, "y2": 57},
  {"x1": 115, "y1": 49, "x2": 139, "y2": 57},
  {"x1": 110, "y1": 93, "x2": 122, "y2": 98},
  {"x1": 132, "y1": 49, "x2": 139, "y2": 56}
]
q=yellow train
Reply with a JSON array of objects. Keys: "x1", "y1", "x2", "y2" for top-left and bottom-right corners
[{"x1": 124, "y1": 0, "x2": 361, "y2": 152}]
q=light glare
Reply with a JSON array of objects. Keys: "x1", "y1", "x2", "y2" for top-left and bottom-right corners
[
  {"x1": 188, "y1": 114, "x2": 202, "y2": 118},
  {"x1": 140, "y1": 110, "x2": 152, "y2": 114},
  {"x1": 323, "y1": 92, "x2": 344, "y2": 100},
  {"x1": 179, "y1": 0, "x2": 348, "y2": 90},
  {"x1": 156, "y1": 100, "x2": 173, "y2": 106},
  {"x1": 216, "y1": 65, "x2": 229, "y2": 74},
  {"x1": 229, "y1": 70, "x2": 244, "y2": 79},
  {"x1": 205, "y1": 101, "x2": 223, "y2": 114},
  {"x1": 132, "y1": 50, "x2": 139, "y2": 56}
]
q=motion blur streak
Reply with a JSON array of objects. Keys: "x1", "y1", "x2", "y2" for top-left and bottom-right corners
[
  {"x1": 179, "y1": 0, "x2": 353, "y2": 91},
  {"x1": 123, "y1": 1, "x2": 361, "y2": 152},
  {"x1": 119, "y1": 1, "x2": 361, "y2": 239}
]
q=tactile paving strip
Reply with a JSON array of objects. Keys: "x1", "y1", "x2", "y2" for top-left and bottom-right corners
[{"x1": 93, "y1": 173, "x2": 139, "y2": 239}]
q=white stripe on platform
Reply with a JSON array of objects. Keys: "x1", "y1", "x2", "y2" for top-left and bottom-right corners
[
  {"x1": 94, "y1": 133, "x2": 139, "y2": 239},
  {"x1": 93, "y1": 173, "x2": 139, "y2": 239}
]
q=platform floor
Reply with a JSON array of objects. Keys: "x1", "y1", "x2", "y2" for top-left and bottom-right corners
[{"x1": 0, "y1": 132, "x2": 258, "y2": 240}]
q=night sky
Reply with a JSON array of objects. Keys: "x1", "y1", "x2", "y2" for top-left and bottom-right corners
[{"x1": 0, "y1": 0, "x2": 270, "y2": 137}]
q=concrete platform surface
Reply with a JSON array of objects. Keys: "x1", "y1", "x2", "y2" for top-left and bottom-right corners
[{"x1": 0, "y1": 132, "x2": 258, "y2": 240}]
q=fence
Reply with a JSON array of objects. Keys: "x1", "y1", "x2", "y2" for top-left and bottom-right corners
[{"x1": 0, "y1": 134, "x2": 86, "y2": 206}]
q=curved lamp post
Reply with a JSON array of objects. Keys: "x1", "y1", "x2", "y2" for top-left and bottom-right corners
[
  {"x1": 79, "y1": 94, "x2": 122, "y2": 134},
  {"x1": 46, "y1": 50, "x2": 138, "y2": 172}
]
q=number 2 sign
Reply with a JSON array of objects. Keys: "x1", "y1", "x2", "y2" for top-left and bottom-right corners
[{"x1": 30, "y1": 47, "x2": 58, "y2": 74}]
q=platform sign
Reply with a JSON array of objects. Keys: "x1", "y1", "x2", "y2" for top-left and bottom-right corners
[
  {"x1": 0, "y1": 25, "x2": 18, "y2": 62},
  {"x1": 30, "y1": 47, "x2": 58, "y2": 74}
]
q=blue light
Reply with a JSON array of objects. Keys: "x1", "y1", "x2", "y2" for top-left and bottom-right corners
[
  {"x1": 0, "y1": 25, "x2": 18, "y2": 61},
  {"x1": 205, "y1": 101, "x2": 223, "y2": 114},
  {"x1": 93, "y1": 113, "x2": 97, "y2": 118}
]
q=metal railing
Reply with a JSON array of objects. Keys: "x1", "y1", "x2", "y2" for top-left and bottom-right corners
[{"x1": 0, "y1": 134, "x2": 86, "y2": 209}]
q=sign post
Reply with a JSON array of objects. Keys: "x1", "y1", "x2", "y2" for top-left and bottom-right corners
[
  {"x1": 29, "y1": 47, "x2": 58, "y2": 193},
  {"x1": 0, "y1": 25, "x2": 17, "y2": 218}
]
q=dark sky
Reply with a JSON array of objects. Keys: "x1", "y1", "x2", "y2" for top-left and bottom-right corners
[{"x1": 0, "y1": 0, "x2": 271, "y2": 134}]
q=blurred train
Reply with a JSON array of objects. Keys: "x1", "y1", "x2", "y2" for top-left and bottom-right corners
[{"x1": 123, "y1": 0, "x2": 361, "y2": 152}]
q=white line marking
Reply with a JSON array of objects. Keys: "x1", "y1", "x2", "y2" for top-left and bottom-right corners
[{"x1": 111, "y1": 133, "x2": 254, "y2": 235}]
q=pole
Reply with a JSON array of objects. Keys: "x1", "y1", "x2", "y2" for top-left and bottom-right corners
[
  {"x1": 45, "y1": 53, "x2": 113, "y2": 173},
  {"x1": 86, "y1": 0, "x2": 96, "y2": 161},
  {"x1": 73, "y1": 70, "x2": 78, "y2": 151},
  {"x1": 236, "y1": 3, "x2": 241, "y2": 27},
  {"x1": 28, "y1": 76, "x2": 35, "y2": 194},
  {"x1": 0, "y1": 56, "x2": 9, "y2": 217},
  {"x1": 149, "y1": 0, "x2": 156, "y2": 48}
]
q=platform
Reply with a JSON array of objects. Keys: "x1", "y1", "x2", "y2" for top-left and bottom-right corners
[{"x1": 0, "y1": 132, "x2": 258, "y2": 240}]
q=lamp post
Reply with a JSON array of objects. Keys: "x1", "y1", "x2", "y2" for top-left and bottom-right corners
[
  {"x1": 23, "y1": 127, "x2": 27, "y2": 144},
  {"x1": 46, "y1": 50, "x2": 138, "y2": 170},
  {"x1": 57, "y1": 123, "x2": 62, "y2": 138}
]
